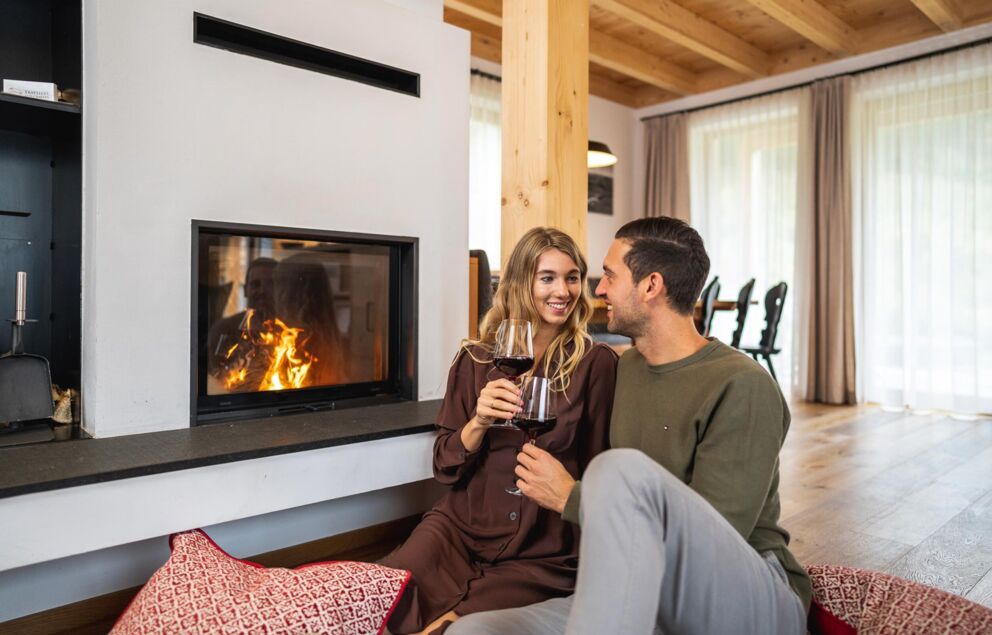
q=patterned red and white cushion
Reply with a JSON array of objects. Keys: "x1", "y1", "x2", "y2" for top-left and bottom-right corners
[
  {"x1": 807, "y1": 564, "x2": 992, "y2": 635},
  {"x1": 111, "y1": 529, "x2": 410, "y2": 635}
]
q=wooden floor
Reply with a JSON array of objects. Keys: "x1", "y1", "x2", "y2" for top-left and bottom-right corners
[{"x1": 781, "y1": 401, "x2": 992, "y2": 608}]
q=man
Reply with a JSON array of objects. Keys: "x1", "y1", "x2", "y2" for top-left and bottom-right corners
[
  {"x1": 206, "y1": 257, "x2": 277, "y2": 377},
  {"x1": 449, "y1": 217, "x2": 809, "y2": 634}
]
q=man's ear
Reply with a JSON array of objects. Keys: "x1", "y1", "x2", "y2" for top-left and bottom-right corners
[{"x1": 641, "y1": 272, "x2": 666, "y2": 302}]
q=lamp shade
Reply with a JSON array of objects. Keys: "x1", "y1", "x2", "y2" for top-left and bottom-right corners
[{"x1": 588, "y1": 141, "x2": 618, "y2": 168}]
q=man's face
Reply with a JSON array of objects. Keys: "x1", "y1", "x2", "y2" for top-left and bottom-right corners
[
  {"x1": 595, "y1": 240, "x2": 648, "y2": 338},
  {"x1": 245, "y1": 264, "x2": 275, "y2": 317}
]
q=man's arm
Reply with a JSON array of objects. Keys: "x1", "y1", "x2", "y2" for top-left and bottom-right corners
[{"x1": 689, "y1": 371, "x2": 787, "y2": 538}]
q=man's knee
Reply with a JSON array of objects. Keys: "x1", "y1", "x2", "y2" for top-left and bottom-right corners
[{"x1": 446, "y1": 613, "x2": 502, "y2": 635}]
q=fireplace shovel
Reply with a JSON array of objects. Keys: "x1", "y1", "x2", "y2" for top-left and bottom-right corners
[{"x1": 0, "y1": 272, "x2": 54, "y2": 424}]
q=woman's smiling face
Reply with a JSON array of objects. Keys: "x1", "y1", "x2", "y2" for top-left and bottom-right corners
[{"x1": 532, "y1": 248, "x2": 582, "y2": 328}]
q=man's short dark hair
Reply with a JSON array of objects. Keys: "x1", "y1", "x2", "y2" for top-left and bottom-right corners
[
  {"x1": 245, "y1": 257, "x2": 277, "y2": 282},
  {"x1": 615, "y1": 217, "x2": 710, "y2": 316}
]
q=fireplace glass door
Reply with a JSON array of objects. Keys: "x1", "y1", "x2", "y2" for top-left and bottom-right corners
[{"x1": 194, "y1": 223, "x2": 415, "y2": 422}]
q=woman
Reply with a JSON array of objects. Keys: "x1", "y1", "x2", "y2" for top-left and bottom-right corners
[
  {"x1": 272, "y1": 251, "x2": 349, "y2": 386},
  {"x1": 382, "y1": 228, "x2": 618, "y2": 634}
]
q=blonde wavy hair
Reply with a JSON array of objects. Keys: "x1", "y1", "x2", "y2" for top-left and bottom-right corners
[{"x1": 465, "y1": 227, "x2": 593, "y2": 393}]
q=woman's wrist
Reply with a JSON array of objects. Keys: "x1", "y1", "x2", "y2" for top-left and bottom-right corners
[
  {"x1": 475, "y1": 413, "x2": 494, "y2": 427},
  {"x1": 461, "y1": 417, "x2": 487, "y2": 453}
]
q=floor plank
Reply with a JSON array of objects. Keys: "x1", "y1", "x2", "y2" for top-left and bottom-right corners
[
  {"x1": 783, "y1": 402, "x2": 992, "y2": 602},
  {"x1": 886, "y1": 490, "x2": 992, "y2": 597},
  {"x1": 967, "y1": 569, "x2": 992, "y2": 609}
]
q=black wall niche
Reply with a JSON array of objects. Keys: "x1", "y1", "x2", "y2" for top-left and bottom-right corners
[
  {"x1": 0, "y1": 0, "x2": 82, "y2": 389},
  {"x1": 193, "y1": 13, "x2": 420, "y2": 98}
]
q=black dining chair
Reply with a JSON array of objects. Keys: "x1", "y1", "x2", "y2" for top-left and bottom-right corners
[
  {"x1": 698, "y1": 276, "x2": 720, "y2": 336},
  {"x1": 470, "y1": 249, "x2": 494, "y2": 328},
  {"x1": 743, "y1": 282, "x2": 788, "y2": 382},
  {"x1": 729, "y1": 278, "x2": 756, "y2": 349}
]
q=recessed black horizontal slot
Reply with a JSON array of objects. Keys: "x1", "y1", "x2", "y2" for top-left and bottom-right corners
[
  {"x1": 0, "y1": 210, "x2": 32, "y2": 217},
  {"x1": 193, "y1": 13, "x2": 420, "y2": 98}
]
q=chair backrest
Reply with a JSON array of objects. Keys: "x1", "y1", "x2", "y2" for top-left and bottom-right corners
[
  {"x1": 470, "y1": 249, "x2": 494, "y2": 323},
  {"x1": 758, "y1": 282, "x2": 788, "y2": 350},
  {"x1": 698, "y1": 276, "x2": 720, "y2": 336},
  {"x1": 730, "y1": 278, "x2": 756, "y2": 349}
]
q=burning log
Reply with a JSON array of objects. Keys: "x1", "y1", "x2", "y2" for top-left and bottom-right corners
[{"x1": 218, "y1": 310, "x2": 318, "y2": 392}]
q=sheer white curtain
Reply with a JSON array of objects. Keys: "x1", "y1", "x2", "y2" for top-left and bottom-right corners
[
  {"x1": 689, "y1": 89, "x2": 809, "y2": 392},
  {"x1": 468, "y1": 73, "x2": 502, "y2": 266},
  {"x1": 851, "y1": 43, "x2": 992, "y2": 415}
]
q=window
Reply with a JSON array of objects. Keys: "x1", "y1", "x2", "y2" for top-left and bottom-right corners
[
  {"x1": 852, "y1": 43, "x2": 992, "y2": 414},
  {"x1": 689, "y1": 90, "x2": 803, "y2": 390},
  {"x1": 468, "y1": 73, "x2": 502, "y2": 266}
]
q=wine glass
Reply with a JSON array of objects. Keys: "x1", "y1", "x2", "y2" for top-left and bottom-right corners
[
  {"x1": 489, "y1": 319, "x2": 534, "y2": 429},
  {"x1": 506, "y1": 376, "x2": 557, "y2": 496}
]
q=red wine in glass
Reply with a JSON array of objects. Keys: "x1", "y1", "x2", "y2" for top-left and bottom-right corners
[
  {"x1": 493, "y1": 355, "x2": 535, "y2": 378},
  {"x1": 490, "y1": 319, "x2": 534, "y2": 429},
  {"x1": 507, "y1": 377, "x2": 556, "y2": 496},
  {"x1": 516, "y1": 415, "x2": 556, "y2": 442}
]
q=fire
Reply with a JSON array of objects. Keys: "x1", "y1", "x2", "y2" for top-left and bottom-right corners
[{"x1": 222, "y1": 310, "x2": 317, "y2": 392}]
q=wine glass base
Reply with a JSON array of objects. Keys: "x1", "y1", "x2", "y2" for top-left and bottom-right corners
[{"x1": 489, "y1": 421, "x2": 521, "y2": 430}]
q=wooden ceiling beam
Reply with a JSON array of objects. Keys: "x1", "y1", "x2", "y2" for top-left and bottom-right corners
[
  {"x1": 447, "y1": 0, "x2": 699, "y2": 97},
  {"x1": 744, "y1": 0, "x2": 857, "y2": 55},
  {"x1": 592, "y1": 0, "x2": 769, "y2": 79},
  {"x1": 444, "y1": 0, "x2": 502, "y2": 28},
  {"x1": 909, "y1": 0, "x2": 964, "y2": 32},
  {"x1": 634, "y1": 85, "x2": 678, "y2": 108},
  {"x1": 469, "y1": 31, "x2": 502, "y2": 63},
  {"x1": 590, "y1": 30, "x2": 696, "y2": 95},
  {"x1": 589, "y1": 74, "x2": 641, "y2": 107},
  {"x1": 471, "y1": 29, "x2": 640, "y2": 107}
]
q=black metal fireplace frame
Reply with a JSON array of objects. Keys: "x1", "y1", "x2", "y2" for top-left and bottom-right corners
[{"x1": 190, "y1": 220, "x2": 417, "y2": 425}]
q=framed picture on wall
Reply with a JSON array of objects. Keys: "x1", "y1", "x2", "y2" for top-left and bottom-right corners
[{"x1": 588, "y1": 166, "x2": 614, "y2": 215}]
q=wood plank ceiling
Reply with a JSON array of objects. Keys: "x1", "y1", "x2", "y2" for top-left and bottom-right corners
[{"x1": 444, "y1": 0, "x2": 992, "y2": 108}]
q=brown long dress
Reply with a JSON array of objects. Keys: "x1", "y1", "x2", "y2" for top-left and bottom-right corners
[{"x1": 382, "y1": 341, "x2": 618, "y2": 633}]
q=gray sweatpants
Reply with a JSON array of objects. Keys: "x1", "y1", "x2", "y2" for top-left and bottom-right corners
[{"x1": 448, "y1": 449, "x2": 806, "y2": 635}]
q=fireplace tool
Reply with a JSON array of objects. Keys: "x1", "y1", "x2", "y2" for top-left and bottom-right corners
[{"x1": 0, "y1": 272, "x2": 54, "y2": 424}]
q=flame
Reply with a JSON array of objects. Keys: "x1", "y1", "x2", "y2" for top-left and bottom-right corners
[{"x1": 222, "y1": 310, "x2": 317, "y2": 392}]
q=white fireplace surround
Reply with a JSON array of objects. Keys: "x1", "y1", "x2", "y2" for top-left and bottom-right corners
[
  {"x1": 82, "y1": 0, "x2": 469, "y2": 438},
  {"x1": 0, "y1": 0, "x2": 466, "y2": 622}
]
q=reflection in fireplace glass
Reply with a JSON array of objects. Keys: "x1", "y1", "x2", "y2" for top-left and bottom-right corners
[{"x1": 204, "y1": 236, "x2": 390, "y2": 395}]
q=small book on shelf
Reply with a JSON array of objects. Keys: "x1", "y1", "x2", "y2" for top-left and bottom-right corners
[{"x1": 3, "y1": 79, "x2": 58, "y2": 101}]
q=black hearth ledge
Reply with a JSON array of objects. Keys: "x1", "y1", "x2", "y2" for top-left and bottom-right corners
[{"x1": 0, "y1": 399, "x2": 441, "y2": 500}]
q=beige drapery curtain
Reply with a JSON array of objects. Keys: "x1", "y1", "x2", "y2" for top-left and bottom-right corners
[
  {"x1": 644, "y1": 113, "x2": 690, "y2": 222},
  {"x1": 798, "y1": 77, "x2": 857, "y2": 404}
]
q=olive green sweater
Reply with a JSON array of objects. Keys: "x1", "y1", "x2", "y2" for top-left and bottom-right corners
[{"x1": 563, "y1": 340, "x2": 811, "y2": 613}]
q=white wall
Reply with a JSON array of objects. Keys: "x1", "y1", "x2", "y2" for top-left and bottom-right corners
[
  {"x1": 468, "y1": 57, "x2": 639, "y2": 277},
  {"x1": 587, "y1": 95, "x2": 638, "y2": 277},
  {"x1": 82, "y1": 0, "x2": 469, "y2": 437}
]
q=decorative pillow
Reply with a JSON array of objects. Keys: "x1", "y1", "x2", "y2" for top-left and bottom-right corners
[
  {"x1": 807, "y1": 564, "x2": 992, "y2": 635},
  {"x1": 111, "y1": 529, "x2": 410, "y2": 635}
]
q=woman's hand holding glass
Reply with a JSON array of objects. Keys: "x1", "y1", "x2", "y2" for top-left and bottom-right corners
[
  {"x1": 460, "y1": 379, "x2": 522, "y2": 453},
  {"x1": 475, "y1": 379, "x2": 523, "y2": 427}
]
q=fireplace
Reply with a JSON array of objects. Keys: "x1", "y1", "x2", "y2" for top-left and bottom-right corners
[{"x1": 191, "y1": 221, "x2": 417, "y2": 424}]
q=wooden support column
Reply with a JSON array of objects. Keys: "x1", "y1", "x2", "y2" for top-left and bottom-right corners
[{"x1": 500, "y1": 0, "x2": 589, "y2": 268}]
